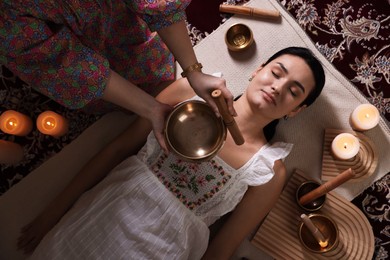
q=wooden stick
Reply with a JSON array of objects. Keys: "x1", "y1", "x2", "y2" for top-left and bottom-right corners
[
  {"x1": 211, "y1": 90, "x2": 245, "y2": 145},
  {"x1": 219, "y1": 4, "x2": 280, "y2": 20},
  {"x1": 299, "y1": 168, "x2": 355, "y2": 205},
  {"x1": 300, "y1": 214, "x2": 328, "y2": 247}
]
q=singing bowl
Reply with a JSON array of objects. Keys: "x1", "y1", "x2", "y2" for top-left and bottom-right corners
[
  {"x1": 225, "y1": 23, "x2": 254, "y2": 51},
  {"x1": 298, "y1": 214, "x2": 339, "y2": 253},
  {"x1": 165, "y1": 100, "x2": 226, "y2": 162},
  {"x1": 296, "y1": 181, "x2": 326, "y2": 212}
]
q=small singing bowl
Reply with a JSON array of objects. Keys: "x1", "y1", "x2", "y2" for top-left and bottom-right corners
[
  {"x1": 225, "y1": 23, "x2": 254, "y2": 51},
  {"x1": 165, "y1": 100, "x2": 226, "y2": 162},
  {"x1": 296, "y1": 181, "x2": 326, "y2": 212},
  {"x1": 298, "y1": 214, "x2": 339, "y2": 253}
]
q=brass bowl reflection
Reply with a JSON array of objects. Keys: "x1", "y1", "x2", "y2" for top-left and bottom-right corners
[
  {"x1": 225, "y1": 23, "x2": 254, "y2": 51},
  {"x1": 165, "y1": 100, "x2": 226, "y2": 162},
  {"x1": 298, "y1": 214, "x2": 339, "y2": 253},
  {"x1": 296, "y1": 181, "x2": 326, "y2": 212}
]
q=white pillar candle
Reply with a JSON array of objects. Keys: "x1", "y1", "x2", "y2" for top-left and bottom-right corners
[
  {"x1": 331, "y1": 133, "x2": 360, "y2": 160},
  {"x1": 350, "y1": 104, "x2": 380, "y2": 131}
]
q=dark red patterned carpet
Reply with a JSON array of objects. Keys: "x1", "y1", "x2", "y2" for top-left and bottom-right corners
[{"x1": 0, "y1": 0, "x2": 389, "y2": 259}]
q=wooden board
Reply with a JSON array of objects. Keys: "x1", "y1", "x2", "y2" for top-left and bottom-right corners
[
  {"x1": 321, "y1": 129, "x2": 378, "y2": 181},
  {"x1": 251, "y1": 169, "x2": 374, "y2": 260}
]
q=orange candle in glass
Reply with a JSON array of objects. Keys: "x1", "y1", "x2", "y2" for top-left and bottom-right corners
[
  {"x1": 0, "y1": 140, "x2": 24, "y2": 164},
  {"x1": 36, "y1": 111, "x2": 69, "y2": 137},
  {"x1": 0, "y1": 110, "x2": 33, "y2": 136}
]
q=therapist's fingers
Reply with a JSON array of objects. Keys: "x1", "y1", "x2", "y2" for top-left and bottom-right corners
[
  {"x1": 219, "y1": 87, "x2": 237, "y2": 117},
  {"x1": 150, "y1": 102, "x2": 172, "y2": 153}
]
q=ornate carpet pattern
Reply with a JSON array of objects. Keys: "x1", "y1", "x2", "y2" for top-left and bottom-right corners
[{"x1": 0, "y1": 0, "x2": 388, "y2": 259}]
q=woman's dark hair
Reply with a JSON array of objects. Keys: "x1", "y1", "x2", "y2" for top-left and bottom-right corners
[{"x1": 263, "y1": 47, "x2": 326, "y2": 141}]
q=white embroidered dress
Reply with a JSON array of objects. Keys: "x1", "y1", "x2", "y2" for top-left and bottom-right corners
[{"x1": 31, "y1": 118, "x2": 293, "y2": 260}]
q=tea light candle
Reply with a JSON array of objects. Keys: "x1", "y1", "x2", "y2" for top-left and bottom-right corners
[
  {"x1": 36, "y1": 111, "x2": 69, "y2": 137},
  {"x1": 331, "y1": 133, "x2": 360, "y2": 160},
  {"x1": 350, "y1": 104, "x2": 380, "y2": 131},
  {"x1": 0, "y1": 110, "x2": 33, "y2": 136},
  {"x1": 301, "y1": 214, "x2": 328, "y2": 248},
  {"x1": 0, "y1": 140, "x2": 24, "y2": 164}
]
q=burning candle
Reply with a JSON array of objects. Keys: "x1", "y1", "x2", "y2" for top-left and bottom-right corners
[
  {"x1": 301, "y1": 214, "x2": 328, "y2": 248},
  {"x1": 331, "y1": 133, "x2": 360, "y2": 160},
  {"x1": 0, "y1": 140, "x2": 24, "y2": 164},
  {"x1": 0, "y1": 110, "x2": 33, "y2": 136},
  {"x1": 36, "y1": 111, "x2": 69, "y2": 137},
  {"x1": 350, "y1": 104, "x2": 380, "y2": 131}
]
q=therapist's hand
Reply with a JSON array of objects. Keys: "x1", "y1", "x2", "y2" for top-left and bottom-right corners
[
  {"x1": 186, "y1": 71, "x2": 236, "y2": 117},
  {"x1": 149, "y1": 101, "x2": 174, "y2": 153}
]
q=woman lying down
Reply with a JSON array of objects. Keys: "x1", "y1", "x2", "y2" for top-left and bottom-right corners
[{"x1": 17, "y1": 47, "x2": 325, "y2": 259}]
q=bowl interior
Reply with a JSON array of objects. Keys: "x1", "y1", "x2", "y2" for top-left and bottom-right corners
[
  {"x1": 165, "y1": 100, "x2": 226, "y2": 161},
  {"x1": 296, "y1": 181, "x2": 326, "y2": 211},
  {"x1": 298, "y1": 214, "x2": 339, "y2": 253},
  {"x1": 225, "y1": 23, "x2": 253, "y2": 51}
]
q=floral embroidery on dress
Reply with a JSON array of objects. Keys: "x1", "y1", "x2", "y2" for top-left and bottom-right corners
[{"x1": 150, "y1": 153, "x2": 232, "y2": 210}]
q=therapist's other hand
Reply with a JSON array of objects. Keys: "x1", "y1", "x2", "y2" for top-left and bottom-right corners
[
  {"x1": 187, "y1": 72, "x2": 236, "y2": 117},
  {"x1": 150, "y1": 101, "x2": 173, "y2": 153}
]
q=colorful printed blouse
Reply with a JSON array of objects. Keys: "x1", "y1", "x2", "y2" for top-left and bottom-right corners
[{"x1": 0, "y1": 0, "x2": 190, "y2": 109}]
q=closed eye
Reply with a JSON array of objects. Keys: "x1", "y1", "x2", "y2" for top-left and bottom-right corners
[
  {"x1": 272, "y1": 71, "x2": 280, "y2": 78},
  {"x1": 290, "y1": 88, "x2": 297, "y2": 97}
]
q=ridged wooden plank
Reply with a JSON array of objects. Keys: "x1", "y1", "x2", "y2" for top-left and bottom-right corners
[{"x1": 251, "y1": 170, "x2": 374, "y2": 260}]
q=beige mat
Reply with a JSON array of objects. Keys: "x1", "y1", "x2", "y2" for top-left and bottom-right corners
[{"x1": 177, "y1": 0, "x2": 390, "y2": 200}]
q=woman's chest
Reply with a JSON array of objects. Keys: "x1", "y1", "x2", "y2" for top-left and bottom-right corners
[
  {"x1": 149, "y1": 153, "x2": 234, "y2": 211},
  {"x1": 217, "y1": 138, "x2": 265, "y2": 170}
]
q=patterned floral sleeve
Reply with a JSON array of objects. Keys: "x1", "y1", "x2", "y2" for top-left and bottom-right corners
[
  {"x1": 126, "y1": 0, "x2": 192, "y2": 32},
  {"x1": 0, "y1": 7, "x2": 109, "y2": 109}
]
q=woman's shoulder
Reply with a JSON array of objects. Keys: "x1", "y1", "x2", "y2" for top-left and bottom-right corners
[{"x1": 245, "y1": 142, "x2": 292, "y2": 175}]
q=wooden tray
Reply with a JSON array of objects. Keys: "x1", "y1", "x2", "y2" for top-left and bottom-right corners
[
  {"x1": 322, "y1": 129, "x2": 378, "y2": 181},
  {"x1": 251, "y1": 169, "x2": 374, "y2": 260}
]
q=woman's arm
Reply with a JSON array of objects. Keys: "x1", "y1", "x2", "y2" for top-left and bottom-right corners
[
  {"x1": 17, "y1": 77, "x2": 195, "y2": 255},
  {"x1": 158, "y1": 20, "x2": 236, "y2": 117},
  {"x1": 202, "y1": 160, "x2": 287, "y2": 260},
  {"x1": 103, "y1": 69, "x2": 173, "y2": 151},
  {"x1": 17, "y1": 114, "x2": 153, "y2": 254}
]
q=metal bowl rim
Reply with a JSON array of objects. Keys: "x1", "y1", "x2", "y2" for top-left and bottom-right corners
[
  {"x1": 164, "y1": 100, "x2": 227, "y2": 161},
  {"x1": 225, "y1": 23, "x2": 254, "y2": 51},
  {"x1": 298, "y1": 213, "x2": 339, "y2": 253},
  {"x1": 296, "y1": 180, "x2": 327, "y2": 212}
]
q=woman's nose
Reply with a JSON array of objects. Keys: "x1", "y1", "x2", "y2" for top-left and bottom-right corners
[{"x1": 271, "y1": 85, "x2": 280, "y2": 95}]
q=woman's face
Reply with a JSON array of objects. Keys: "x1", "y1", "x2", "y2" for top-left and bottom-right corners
[{"x1": 246, "y1": 54, "x2": 316, "y2": 120}]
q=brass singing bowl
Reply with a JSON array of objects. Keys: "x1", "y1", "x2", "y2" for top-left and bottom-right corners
[
  {"x1": 165, "y1": 100, "x2": 226, "y2": 162},
  {"x1": 225, "y1": 23, "x2": 254, "y2": 51},
  {"x1": 296, "y1": 181, "x2": 326, "y2": 212},
  {"x1": 298, "y1": 214, "x2": 339, "y2": 253}
]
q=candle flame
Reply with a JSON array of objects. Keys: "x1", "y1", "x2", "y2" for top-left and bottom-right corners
[
  {"x1": 5, "y1": 118, "x2": 18, "y2": 130},
  {"x1": 343, "y1": 143, "x2": 348, "y2": 149},
  {"x1": 43, "y1": 117, "x2": 56, "y2": 130},
  {"x1": 319, "y1": 240, "x2": 329, "y2": 248}
]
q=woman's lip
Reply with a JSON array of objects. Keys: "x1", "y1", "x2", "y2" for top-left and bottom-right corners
[{"x1": 261, "y1": 90, "x2": 276, "y2": 106}]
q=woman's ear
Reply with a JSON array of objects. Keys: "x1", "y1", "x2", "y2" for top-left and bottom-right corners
[
  {"x1": 251, "y1": 64, "x2": 265, "y2": 79},
  {"x1": 287, "y1": 104, "x2": 307, "y2": 118}
]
